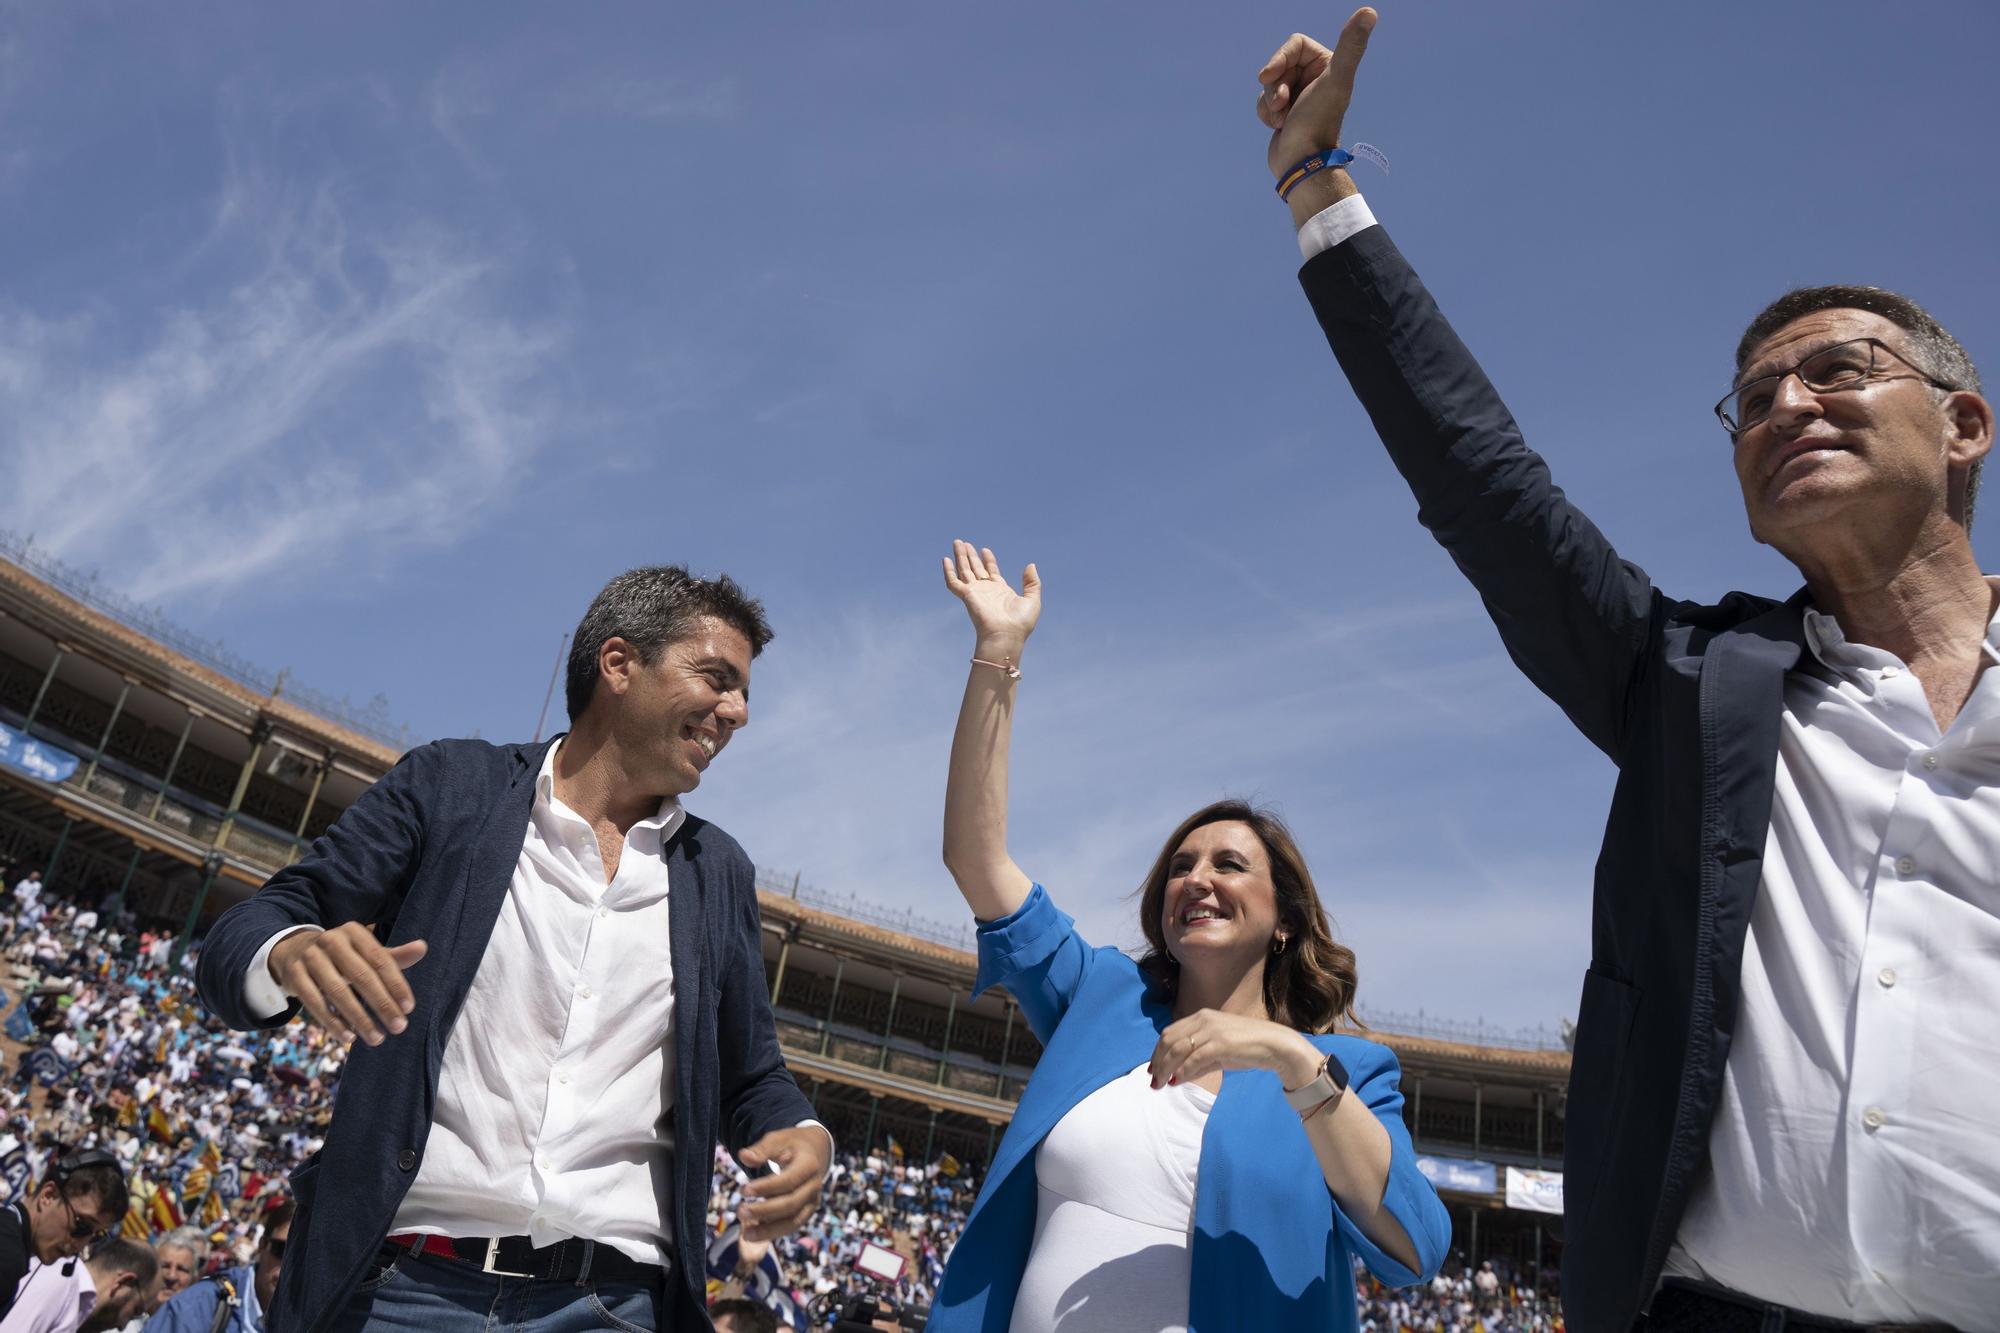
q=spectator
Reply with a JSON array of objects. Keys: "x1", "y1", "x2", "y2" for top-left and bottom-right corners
[
  {"x1": 145, "y1": 1201, "x2": 291, "y2": 1333},
  {"x1": 0, "y1": 1152, "x2": 127, "y2": 1321},
  {"x1": 0, "y1": 1237, "x2": 157, "y2": 1333},
  {"x1": 153, "y1": 1227, "x2": 211, "y2": 1307},
  {"x1": 710, "y1": 1298, "x2": 782, "y2": 1333}
]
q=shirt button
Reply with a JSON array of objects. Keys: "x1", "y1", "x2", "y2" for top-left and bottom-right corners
[
  {"x1": 1862, "y1": 1106, "x2": 1886, "y2": 1131},
  {"x1": 579, "y1": 986, "x2": 594, "y2": 999},
  {"x1": 1895, "y1": 855, "x2": 1916, "y2": 876},
  {"x1": 1881, "y1": 665, "x2": 1900, "y2": 678},
  {"x1": 396, "y1": 1149, "x2": 417, "y2": 1171},
  {"x1": 557, "y1": 1073, "x2": 570, "y2": 1085},
  {"x1": 539, "y1": 1157, "x2": 553, "y2": 1171},
  {"x1": 599, "y1": 908, "x2": 610, "y2": 920},
  {"x1": 1921, "y1": 752, "x2": 1939, "y2": 770},
  {"x1": 1878, "y1": 967, "x2": 1897, "y2": 989}
]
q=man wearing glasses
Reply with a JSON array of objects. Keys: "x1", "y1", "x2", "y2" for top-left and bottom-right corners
[
  {"x1": 0, "y1": 1152, "x2": 125, "y2": 1323},
  {"x1": 145, "y1": 1201, "x2": 293, "y2": 1333},
  {"x1": 1258, "y1": 10, "x2": 1995, "y2": 1332}
]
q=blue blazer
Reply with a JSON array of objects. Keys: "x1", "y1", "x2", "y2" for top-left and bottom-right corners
[
  {"x1": 928, "y1": 886, "x2": 1448, "y2": 1332},
  {"x1": 1301, "y1": 224, "x2": 1828, "y2": 1330},
  {"x1": 195, "y1": 737, "x2": 815, "y2": 1333}
]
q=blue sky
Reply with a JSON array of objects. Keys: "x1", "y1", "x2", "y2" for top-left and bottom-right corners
[{"x1": 4, "y1": 1, "x2": 1997, "y2": 1032}]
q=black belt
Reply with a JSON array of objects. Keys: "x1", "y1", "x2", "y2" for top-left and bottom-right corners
[
  {"x1": 389, "y1": 1232, "x2": 667, "y2": 1286},
  {"x1": 1650, "y1": 1279, "x2": 1958, "y2": 1333}
]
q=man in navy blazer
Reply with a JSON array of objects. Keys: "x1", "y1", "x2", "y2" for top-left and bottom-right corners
[
  {"x1": 197, "y1": 566, "x2": 830, "y2": 1333},
  {"x1": 1258, "y1": 13, "x2": 1997, "y2": 1332}
]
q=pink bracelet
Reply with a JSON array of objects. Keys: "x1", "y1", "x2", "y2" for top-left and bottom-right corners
[{"x1": 970, "y1": 657, "x2": 1021, "y2": 680}]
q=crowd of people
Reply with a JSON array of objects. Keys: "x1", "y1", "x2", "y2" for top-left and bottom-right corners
[{"x1": 0, "y1": 863, "x2": 1575, "y2": 1331}]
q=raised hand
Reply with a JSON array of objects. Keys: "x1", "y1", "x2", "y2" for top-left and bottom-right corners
[
  {"x1": 941, "y1": 540, "x2": 1041, "y2": 658},
  {"x1": 268, "y1": 922, "x2": 427, "y2": 1046},
  {"x1": 1257, "y1": 8, "x2": 1376, "y2": 182}
]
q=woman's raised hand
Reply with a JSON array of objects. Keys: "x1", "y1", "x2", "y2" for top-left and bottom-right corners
[{"x1": 942, "y1": 540, "x2": 1041, "y2": 654}]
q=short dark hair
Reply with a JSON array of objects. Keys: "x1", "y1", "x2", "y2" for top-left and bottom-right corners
[
  {"x1": 89, "y1": 1237, "x2": 157, "y2": 1288},
  {"x1": 54, "y1": 1156, "x2": 126, "y2": 1215},
  {"x1": 709, "y1": 1298, "x2": 782, "y2": 1333},
  {"x1": 262, "y1": 1198, "x2": 296, "y2": 1234},
  {"x1": 564, "y1": 565, "x2": 774, "y2": 724},
  {"x1": 1736, "y1": 285, "x2": 1985, "y2": 521}
]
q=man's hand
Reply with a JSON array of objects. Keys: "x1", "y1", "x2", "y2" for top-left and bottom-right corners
[
  {"x1": 1258, "y1": 9, "x2": 1376, "y2": 183},
  {"x1": 268, "y1": 923, "x2": 427, "y2": 1047},
  {"x1": 736, "y1": 1126, "x2": 831, "y2": 1243}
]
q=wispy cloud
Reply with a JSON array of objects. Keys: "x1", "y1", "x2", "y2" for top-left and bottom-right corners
[
  {"x1": 698, "y1": 590, "x2": 1589, "y2": 1027},
  {"x1": 0, "y1": 158, "x2": 572, "y2": 604}
]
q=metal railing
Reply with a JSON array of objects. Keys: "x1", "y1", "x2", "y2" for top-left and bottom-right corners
[
  {"x1": 756, "y1": 870, "x2": 976, "y2": 952},
  {"x1": 0, "y1": 530, "x2": 414, "y2": 750},
  {"x1": 1359, "y1": 1007, "x2": 1570, "y2": 1053}
]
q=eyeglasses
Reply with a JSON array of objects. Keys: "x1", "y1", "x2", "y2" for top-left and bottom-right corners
[
  {"x1": 59, "y1": 1193, "x2": 112, "y2": 1245},
  {"x1": 1716, "y1": 336, "x2": 1954, "y2": 437}
]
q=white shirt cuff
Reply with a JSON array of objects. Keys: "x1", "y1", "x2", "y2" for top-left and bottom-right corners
[
  {"x1": 1297, "y1": 194, "x2": 1378, "y2": 262},
  {"x1": 797, "y1": 1119, "x2": 834, "y2": 1176},
  {"x1": 244, "y1": 926, "x2": 323, "y2": 1020}
]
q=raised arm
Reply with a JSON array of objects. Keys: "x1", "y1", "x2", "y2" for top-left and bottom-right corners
[
  {"x1": 1256, "y1": 12, "x2": 1661, "y2": 762},
  {"x1": 940, "y1": 540, "x2": 1039, "y2": 921}
]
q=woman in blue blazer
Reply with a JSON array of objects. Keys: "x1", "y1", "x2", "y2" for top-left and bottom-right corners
[{"x1": 928, "y1": 542, "x2": 1448, "y2": 1332}]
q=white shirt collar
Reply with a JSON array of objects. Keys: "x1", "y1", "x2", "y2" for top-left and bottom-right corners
[
  {"x1": 536, "y1": 740, "x2": 687, "y2": 840},
  {"x1": 1801, "y1": 575, "x2": 2000, "y2": 672}
]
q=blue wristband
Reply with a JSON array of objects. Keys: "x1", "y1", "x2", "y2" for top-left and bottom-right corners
[{"x1": 1276, "y1": 148, "x2": 1354, "y2": 201}]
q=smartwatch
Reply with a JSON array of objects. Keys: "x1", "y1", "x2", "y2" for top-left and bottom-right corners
[{"x1": 1282, "y1": 1050, "x2": 1350, "y2": 1117}]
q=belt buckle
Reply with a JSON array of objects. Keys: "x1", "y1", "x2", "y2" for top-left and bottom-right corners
[{"x1": 480, "y1": 1237, "x2": 532, "y2": 1279}]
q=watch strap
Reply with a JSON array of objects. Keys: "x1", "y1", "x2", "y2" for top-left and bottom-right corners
[{"x1": 1282, "y1": 1050, "x2": 1350, "y2": 1114}]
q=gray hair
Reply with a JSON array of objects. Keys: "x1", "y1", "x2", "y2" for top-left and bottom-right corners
[
  {"x1": 159, "y1": 1224, "x2": 211, "y2": 1264},
  {"x1": 1735, "y1": 285, "x2": 1985, "y2": 521},
  {"x1": 563, "y1": 565, "x2": 773, "y2": 724}
]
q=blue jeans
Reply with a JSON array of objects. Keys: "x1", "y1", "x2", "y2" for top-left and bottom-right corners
[{"x1": 327, "y1": 1245, "x2": 669, "y2": 1332}]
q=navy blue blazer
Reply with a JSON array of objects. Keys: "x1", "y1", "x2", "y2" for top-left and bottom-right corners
[
  {"x1": 196, "y1": 737, "x2": 815, "y2": 1333},
  {"x1": 1302, "y1": 226, "x2": 1816, "y2": 1332}
]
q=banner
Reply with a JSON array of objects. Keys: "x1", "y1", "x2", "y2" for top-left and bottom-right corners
[
  {"x1": 1415, "y1": 1155, "x2": 1497, "y2": 1194},
  {"x1": 0, "y1": 1146, "x2": 29, "y2": 1206},
  {"x1": 704, "y1": 1223, "x2": 806, "y2": 1329},
  {"x1": 0, "y1": 722, "x2": 79, "y2": 785},
  {"x1": 19, "y1": 1047, "x2": 70, "y2": 1089},
  {"x1": 1504, "y1": 1166, "x2": 1564, "y2": 1215}
]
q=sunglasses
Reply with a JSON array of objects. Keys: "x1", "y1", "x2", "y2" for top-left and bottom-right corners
[{"x1": 59, "y1": 1193, "x2": 112, "y2": 1244}]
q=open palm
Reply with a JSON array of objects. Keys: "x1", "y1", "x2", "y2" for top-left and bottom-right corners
[{"x1": 942, "y1": 540, "x2": 1041, "y2": 646}]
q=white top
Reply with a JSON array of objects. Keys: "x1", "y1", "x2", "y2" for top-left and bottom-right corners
[
  {"x1": 1300, "y1": 199, "x2": 2000, "y2": 1327},
  {"x1": 1009, "y1": 1064, "x2": 1214, "y2": 1333},
  {"x1": 6, "y1": 1257, "x2": 96, "y2": 1333},
  {"x1": 1664, "y1": 583, "x2": 2000, "y2": 1327}
]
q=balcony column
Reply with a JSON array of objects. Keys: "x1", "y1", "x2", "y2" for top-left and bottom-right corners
[
  {"x1": 1473, "y1": 1082, "x2": 1483, "y2": 1156},
  {"x1": 148, "y1": 711, "x2": 200, "y2": 819},
  {"x1": 877, "y1": 974, "x2": 903, "y2": 1071},
  {"x1": 168, "y1": 855, "x2": 222, "y2": 972},
  {"x1": 213, "y1": 722, "x2": 273, "y2": 851},
  {"x1": 1534, "y1": 1089, "x2": 1545, "y2": 1168},
  {"x1": 1412, "y1": 1078, "x2": 1424, "y2": 1150},
  {"x1": 109, "y1": 845, "x2": 145, "y2": 917},
  {"x1": 288, "y1": 755, "x2": 331, "y2": 860},
  {"x1": 818, "y1": 958, "x2": 844, "y2": 1057},
  {"x1": 934, "y1": 990, "x2": 958, "y2": 1087},
  {"x1": 993, "y1": 1001, "x2": 1016, "y2": 1097},
  {"x1": 23, "y1": 646, "x2": 66, "y2": 729},
  {"x1": 40, "y1": 816, "x2": 76, "y2": 890},
  {"x1": 986, "y1": 1121, "x2": 998, "y2": 1164},
  {"x1": 863, "y1": 1094, "x2": 881, "y2": 1153},
  {"x1": 923, "y1": 1108, "x2": 939, "y2": 1163},
  {"x1": 81, "y1": 678, "x2": 135, "y2": 786},
  {"x1": 768, "y1": 923, "x2": 799, "y2": 1005}
]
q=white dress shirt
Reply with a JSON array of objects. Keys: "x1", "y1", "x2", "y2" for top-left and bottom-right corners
[
  {"x1": 6, "y1": 1257, "x2": 95, "y2": 1333},
  {"x1": 1301, "y1": 196, "x2": 2000, "y2": 1327},
  {"x1": 1664, "y1": 584, "x2": 2000, "y2": 1326},
  {"x1": 250, "y1": 743, "x2": 702, "y2": 1265}
]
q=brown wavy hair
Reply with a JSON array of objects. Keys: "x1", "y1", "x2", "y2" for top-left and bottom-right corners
[{"x1": 1136, "y1": 799, "x2": 1361, "y2": 1034}]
